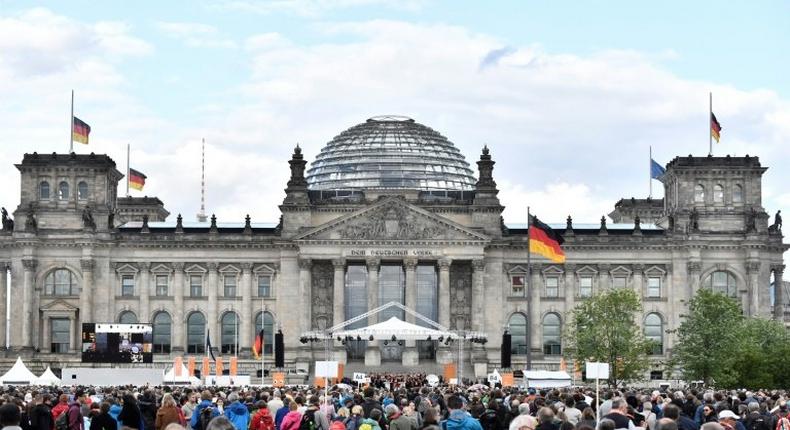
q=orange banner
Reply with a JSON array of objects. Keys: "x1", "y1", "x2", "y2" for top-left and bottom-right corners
[
  {"x1": 335, "y1": 363, "x2": 345, "y2": 384},
  {"x1": 174, "y1": 357, "x2": 183, "y2": 377},
  {"x1": 443, "y1": 363, "x2": 456, "y2": 381},
  {"x1": 230, "y1": 357, "x2": 237, "y2": 376},
  {"x1": 202, "y1": 357, "x2": 210, "y2": 379},
  {"x1": 272, "y1": 372, "x2": 285, "y2": 387},
  {"x1": 188, "y1": 357, "x2": 196, "y2": 376},
  {"x1": 216, "y1": 357, "x2": 224, "y2": 376},
  {"x1": 501, "y1": 372, "x2": 514, "y2": 387},
  {"x1": 314, "y1": 377, "x2": 326, "y2": 388}
]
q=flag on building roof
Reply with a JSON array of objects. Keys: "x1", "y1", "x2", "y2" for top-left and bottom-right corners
[
  {"x1": 129, "y1": 168, "x2": 146, "y2": 191},
  {"x1": 711, "y1": 112, "x2": 722, "y2": 142},
  {"x1": 529, "y1": 215, "x2": 566, "y2": 263},
  {"x1": 253, "y1": 329, "x2": 264, "y2": 359},
  {"x1": 72, "y1": 117, "x2": 90, "y2": 144},
  {"x1": 650, "y1": 158, "x2": 666, "y2": 180}
]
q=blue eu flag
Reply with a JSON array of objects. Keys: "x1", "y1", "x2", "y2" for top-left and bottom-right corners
[{"x1": 651, "y1": 159, "x2": 666, "y2": 180}]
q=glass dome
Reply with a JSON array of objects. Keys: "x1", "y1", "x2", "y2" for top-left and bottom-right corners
[{"x1": 306, "y1": 116, "x2": 477, "y2": 191}]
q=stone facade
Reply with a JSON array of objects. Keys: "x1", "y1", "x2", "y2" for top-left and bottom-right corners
[{"x1": 0, "y1": 148, "x2": 787, "y2": 379}]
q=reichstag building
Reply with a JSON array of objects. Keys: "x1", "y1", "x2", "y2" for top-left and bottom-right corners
[{"x1": 0, "y1": 116, "x2": 786, "y2": 378}]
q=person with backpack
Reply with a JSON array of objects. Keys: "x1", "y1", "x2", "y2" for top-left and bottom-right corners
[
  {"x1": 281, "y1": 403, "x2": 302, "y2": 430},
  {"x1": 744, "y1": 403, "x2": 771, "y2": 430},
  {"x1": 479, "y1": 400, "x2": 503, "y2": 430},
  {"x1": 138, "y1": 391, "x2": 157, "y2": 430},
  {"x1": 222, "y1": 393, "x2": 249, "y2": 430},
  {"x1": 117, "y1": 394, "x2": 142, "y2": 430},
  {"x1": 52, "y1": 396, "x2": 70, "y2": 424},
  {"x1": 90, "y1": 403, "x2": 118, "y2": 430},
  {"x1": 301, "y1": 397, "x2": 330, "y2": 430},
  {"x1": 63, "y1": 390, "x2": 86, "y2": 430},
  {"x1": 361, "y1": 390, "x2": 382, "y2": 421},
  {"x1": 251, "y1": 402, "x2": 275, "y2": 430},
  {"x1": 345, "y1": 406, "x2": 364, "y2": 430},
  {"x1": 190, "y1": 392, "x2": 219, "y2": 430}
]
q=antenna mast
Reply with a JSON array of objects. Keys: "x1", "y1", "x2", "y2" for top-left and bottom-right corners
[{"x1": 197, "y1": 138, "x2": 208, "y2": 222}]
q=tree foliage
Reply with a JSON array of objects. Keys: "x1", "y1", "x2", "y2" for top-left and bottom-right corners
[{"x1": 563, "y1": 288, "x2": 652, "y2": 386}]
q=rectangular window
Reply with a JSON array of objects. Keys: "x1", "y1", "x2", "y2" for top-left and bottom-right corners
[
  {"x1": 648, "y1": 277, "x2": 661, "y2": 298},
  {"x1": 511, "y1": 275, "x2": 526, "y2": 295},
  {"x1": 155, "y1": 275, "x2": 168, "y2": 296},
  {"x1": 579, "y1": 276, "x2": 593, "y2": 298},
  {"x1": 650, "y1": 370, "x2": 663, "y2": 380},
  {"x1": 545, "y1": 277, "x2": 559, "y2": 298},
  {"x1": 257, "y1": 275, "x2": 271, "y2": 298},
  {"x1": 613, "y1": 276, "x2": 627, "y2": 289},
  {"x1": 190, "y1": 275, "x2": 202, "y2": 297},
  {"x1": 121, "y1": 275, "x2": 135, "y2": 296},
  {"x1": 51, "y1": 318, "x2": 70, "y2": 353},
  {"x1": 224, "y1": 275, "x2": 237, "y2": 297}
]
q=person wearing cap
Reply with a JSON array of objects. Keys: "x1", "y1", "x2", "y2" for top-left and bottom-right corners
[
  {"x1": 509, "y1": 405, "x2": 537, "y2": 430},
  {"x1": 718, "y1": 411, "x2": 740, "y2": 430}
]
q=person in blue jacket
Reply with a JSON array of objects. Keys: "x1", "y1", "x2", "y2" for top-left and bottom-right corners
[
  {"x1": 442, "y1": 395, "x2": 483, "y2": 430},
  {"x1": 190, "y1": 391, "x2": 220, "y2": 430},
  {"x1": 223, "y1": 393, "x2": 250, "y2": 430}
]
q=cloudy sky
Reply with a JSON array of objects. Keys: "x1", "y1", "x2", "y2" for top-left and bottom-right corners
[{"x1": 1, "y1": 1, "x2": 788, "y2": 225}]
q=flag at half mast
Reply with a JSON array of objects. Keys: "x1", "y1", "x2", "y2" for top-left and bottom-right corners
[
  {"x1": 711, "y1": 112, "x2": 722, "y2": 143},
  {"x1": 253, "y1": 329, "x2": 264, "y2": 359},
  {"x1": 72, "y1": 117, "x2": 90, "y2": 144},
  {"x1": 529, "y1": 215, "x2": 566, "y2": 263},
  {"x1": 129, "y1": 168, "x2": 146, "y2": 191}
]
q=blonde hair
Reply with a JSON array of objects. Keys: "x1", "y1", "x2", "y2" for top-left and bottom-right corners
[
  {"x1": 162, "y1": 393, "x2": 176, "y2": 408},
  {"x1": 351, "y1": 405, "x2": 363, "y2": 416}
]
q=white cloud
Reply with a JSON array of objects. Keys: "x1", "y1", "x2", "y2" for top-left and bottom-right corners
[
  {"x1": 156, "y1": 21, "x2": 237, "y2": 49},
  {"x1": 213, "y1": 0, "x2": 427, "y2": 17}
]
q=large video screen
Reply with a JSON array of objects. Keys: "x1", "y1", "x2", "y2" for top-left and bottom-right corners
[{"x1": 82, "y1": 323, "x2": 153, "y2": 363}]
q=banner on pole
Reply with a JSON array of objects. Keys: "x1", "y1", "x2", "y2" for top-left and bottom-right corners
[
  {"x1": 443, "y1": 363, "x2": 456, "y2": 381},
  {"x1": 315, "y1": 361, "x2": 339, "y2": 378},
  {"x1": 501, "y1": 372, "x2": 514, "y2": 387},
  {"x1": 201, "y1": 357, "x2": 210, "y2": 379},
  {"x1": 188, "y1": 357, "x2": 195, "y2": 376},
  {"x1": 216, "y1": 357, "x2": 224, "y2": 376},
  {"x1": 353, "y1": 372, "x2": 366, "y2": 382},
  {"x1": 174, "y1": 357, "x2": 183, "y2": 377},
  {"x1": 585, "y1": 362, "x2": 610, "y2": 379},
  {"x1": 230, "y1": 357, "x2": 238, "y2": 376}
]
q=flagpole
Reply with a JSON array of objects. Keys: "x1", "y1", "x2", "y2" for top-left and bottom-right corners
[
  {"x1": 261, "y1": 302, "x2": 265, "y2": 386},
  {"x1": 526, "y1": 206, "x2": 532, "y2": 370},
  {"x1": 709, "y1": 92, "x2": 713, "y2": 156},
  {"x1": 649, "y1": 146, "x2": 653, "y2": 198},
  {"x1": 70, "y1": 90, "x2": 74, "y2": 153},
  {"x1": 126, "y1": 144, "x2": 130, "y2": 197}
]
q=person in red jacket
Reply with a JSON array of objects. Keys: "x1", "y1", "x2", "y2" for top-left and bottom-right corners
[
  {"x1": 51, "y1": 395, "x2": 70, "y2": 423},
  {"x1": 251, "y1": 402, "x2": 275, "y2": 430}
]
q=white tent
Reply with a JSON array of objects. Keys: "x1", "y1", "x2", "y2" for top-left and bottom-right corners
[
  {"x1": 332, "y1": 316, "x2": 455, "y2": 341},
  {"x1": 523, "y1": 370, "x2": 572, "y2": 388},
  {"x1": 35, "y1": 367, "x2": 61, "y2": 386},
  {"x1": 0, "y1": 357, "x2": 38, "y2": 385},
  {"x1": 163, "y1": 363, "x2": 201, "y2": 385}
]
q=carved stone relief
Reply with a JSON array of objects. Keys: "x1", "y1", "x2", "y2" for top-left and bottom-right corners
[
  {"x1": 311, "y1": 261, "x2": 334, "y2": 330},
  {"x1": 336, "y1": 203, "x2": 447, "y2": 240},
  {"x1": 450, "y1": 262, "x2": 472, "y2": 330}
]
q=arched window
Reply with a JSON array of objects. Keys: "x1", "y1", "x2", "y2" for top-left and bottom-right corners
[
  {"x1": 694, "y1": 184, "x2": 705, "y2": 203},
  {"x1": 703, "y1": 271, "x2": 738, "y2": 298},
  {"x1": 733, "y1": 184, "x2": 743, "y2": 203},
  {"x1": 39, "y1": 181, "x2": 50, "y2": 200},
  {"x1": 542, "y1": 313, "x2": 562, "y2": 355},
  {"x1": 152, "y1": 312, "x2": 171, "y2": 353},
  {"x1": 78, "y1": 181, "x2": 89, "y2": 200},
  {"x1": 44, "y1": 269, "x2": 78, "y2": 296},
  {"x1": 644, "y1": 313, "x2": 663, "y2": 355},
  {"x1": 508, "y1": 313, "x2": 528, "y2": 356},
  {"x1": 58, "y1": 181, "x2": 69, "y2": 200},
  {"x1": 187, "y1": 312, "x2": 206, "y2": 354},
  {"x1": 713, "y1": 184, "x2": 724, "y2": 203},
  {"x1": 221, "y1": 312, "x2": 239, "y2": 354},
  {"x1": 255, "y1": 311, "x2": 275, "y2": 355},
  {"x1": 118, "y1": 311, "x2": 138, "y2": 324}
]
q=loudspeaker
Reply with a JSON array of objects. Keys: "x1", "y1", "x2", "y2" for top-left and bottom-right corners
[
  {"x1": 501, "y1": 333, "x2": 512, "y2": 369},
  {"x1": 275, "y1": 331, "x2": 285, "y2": 368}
]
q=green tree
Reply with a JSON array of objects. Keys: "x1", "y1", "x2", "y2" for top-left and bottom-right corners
[
  {"x1": 671, "y1": 288, "x2": 743, "y2": 387},
  {"x1": 731, "y1": 317, "x2": 790, "y2": 388},
  {"x1": 563, "y1": 288, "x2": 652, "y2": 386}
]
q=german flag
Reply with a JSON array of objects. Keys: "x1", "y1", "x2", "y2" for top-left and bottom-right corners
[
  {"x1": 529, "y1": 215, "x2": 566, "y2": 263},
  {"x1": 711, "y1": 112, "x2": 722, "y2": 143},
  {"x1": 129, "y1": 168, "x2": 146, "y2": 191},
  {"x1": 253, "y1": 329, "x2": 264, "y2": 359},
  {"x1": 72, "y1": 117, "x2": 90, "y2": 144}
]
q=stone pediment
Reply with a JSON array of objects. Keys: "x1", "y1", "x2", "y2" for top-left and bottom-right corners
[
  {"x1": 295, "y1": 198, "x2": 489, "y2": 242},
  {"x1": 40, "y1": 299, "x2": 79, "y2": 312}
]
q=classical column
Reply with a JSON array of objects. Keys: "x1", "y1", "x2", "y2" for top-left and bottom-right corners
[
  {"x1": 207, "y1": 263, "x2": 219, "y2": 347},
  {"x1": 438, "y1": 258, "x2": 451, "y2": 328},
  {"x1": 471, "y1": 259, "x2": 485, "y2": 332},
  {"x1": 0, "y1": 262, "x2": 7, "y2": 349},
  {"x1": 69, "y1": 314, "x2": 77, "y2": 352},
  {"x1": 241, "y1": 263, "x2": 253, "y2": 354},
  {"x1": 21, "y1": 259, "x2": 37, "y2": 349},
  {"x1": 139, "y1": 262, "x2": 150, "y2": 322},
  {"x1": 172, "y1": 262, "x2": 185, "y2": 353},
  {"x1": 632, "y1": 264, "x2": 644, "y2": 297},
  {"x1": 404, "y1": 258, "x2": 418, "y2": 324},
  {"x1": 366, "y1": 258, "x2": 380, "y2": 325},
  {"x1": 298, "y1": 259, "x2": 312, "y2": 333},
  {"x1": 598, "y1": 264, "x2": 610, "y2": 292},
  {"x1": 564, "y1": 264, "x2": 576, "y2": 313},
  {"x1": 332, "y1": 259, "x2": 345, "y2": 327},
  {"x1": 746, "y1": 261, "x2": 761, "y2": 316},
  {"x1": 79, "y1": 259, "x2": 95, "y2": 327},
  {"x1": 687, "y1": 261, "x2": 701, "y2": 298},
  {"x1": 773, "y1": 265, "x2": 785, "y2": 320},
  {"x1": 529, "y1": 264, "x2": 541, "y2": 354}
]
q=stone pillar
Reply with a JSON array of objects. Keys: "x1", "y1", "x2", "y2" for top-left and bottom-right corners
[
  {"x1": 529, "y1": 264, "x2": 541, "y2": 353},
  {"x1": 172, "y1": 262, "x2": 185, "y2": 353},
  {"x1": 21, "y1": 259, "x2": 36, "y2": 350},
  {"x1": 564, "y1": 264, "x2": 576, "y2": 313},
  {"x1": 366, "y1": 258, "x2": 380, "y2": 325},
  {"x1": 332, "y1": 259, "x2": 345, "y2": 326},
  {"x1": 404, "y1": 258, "x2": 418, "y2": 323},
  {"x1": 41, "y1": 316, "x2": 50, "y2": 352},
  {"x1": 598, "y1": 264, "x2": 610, "y2": 292},
  {"x1": 0, "y1": 262, "x2": 7, "y2": 350},
  {"x1": 207, "y1": 263, "x2": 219, "y2": 348},
  {"x1": 139, "y1": 262, "x2": 150, "y2": 322},
  {"x1": 633, "y1": 264, "x2": 644, "y2": 297},
  {"x1": 773, "y1": 265, "x2": 785, "y2": 320},
  {"x1": 69, "y1": 314, "x2": 77, "y2": 352},
  {"x1": 241, "y1": 263, "x2": 253, "y2": 354},
  {"x1": 79, "y1": 259, "x2": 95, "y2": 328},
  {"x1": 298, "y1": 259, "x2": 312, "y2": 333},
  {"x1": 746, "y1": 261, "x2": 761, "y2": 316},
  {"x1": 471, "y1": 259, "x2": 485, "y2": 332},
  {"x1": 438, "y1": 258, "x2": 451, "y2": 328},
  {"x1": 687, "y1": 261, "x2": 701, "y2": 298}
]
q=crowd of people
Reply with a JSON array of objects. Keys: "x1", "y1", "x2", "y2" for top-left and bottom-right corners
[{"x1": 0, "y1": 377, "x2": 789, "y2": 430}]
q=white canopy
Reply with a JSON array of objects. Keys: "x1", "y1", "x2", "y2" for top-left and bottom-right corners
[
  {"x1": 35, "y1": 367, "x2": 61, "y2": 386},
  {"x1": 332, "y1": 316, "x2": 454, "y2": 341},
  {"x1": 163, "y1": 363, "x2": 201, "y2": 385},
  {"x1": 523, "y1": 370, "x2": 572, "y2": 388},
  {"x1": 0, "y1": 357, "x2": 38, "y2": 385}
]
